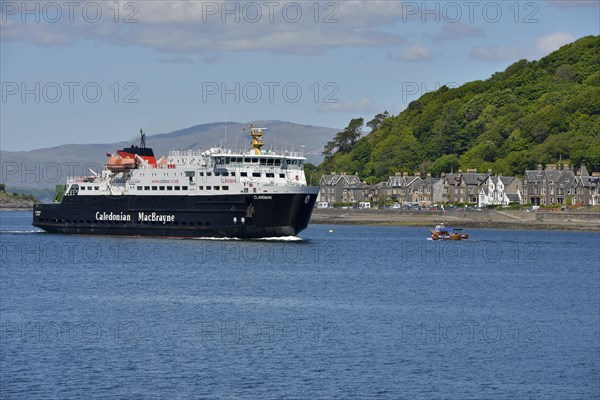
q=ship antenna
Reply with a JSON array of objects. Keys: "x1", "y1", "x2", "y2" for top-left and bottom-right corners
[{"x1": 140, "y1": 129, "x2": 146, "y2": 148}]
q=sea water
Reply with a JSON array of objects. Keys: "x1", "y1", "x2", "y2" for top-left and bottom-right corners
[{"x1": 1, "y1": 210, "x2": 599, "y2": 399}]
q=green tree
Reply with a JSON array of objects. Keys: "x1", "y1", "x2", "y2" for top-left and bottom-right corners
[{"x1": 366, "y1": 111, "x2": 389, "y2": 132}]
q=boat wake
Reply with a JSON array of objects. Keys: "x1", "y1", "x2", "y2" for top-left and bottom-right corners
[
  {"x1": 253, "y1": 236, "x2": 303, "y2": 242},
  {"x1": 0, "y1": 229, "x2": 44, "y2": 234},
  {"x1": 190, "y1": 236, "x2": 302, "y2": 242}
]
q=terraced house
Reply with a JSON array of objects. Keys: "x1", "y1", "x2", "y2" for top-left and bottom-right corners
[
  {"x1": 317, "y1": 173, "x2": 361, "y2": 204},
  {"x1": 522, "y1": 165, "x2": 599, "y2": 206}
]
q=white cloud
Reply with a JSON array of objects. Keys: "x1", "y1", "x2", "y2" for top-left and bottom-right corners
[
  {"x1": 470, "y1": 31, "x2": 577, "y2": 62},
  {"x1": 533, "y1": 31, "x2": 576, "y2": 58},
  {"x1": 318, "y1": 96, "x2": 374, "y2": 113},
  {"x1": 470, "y1": 46, "x2": 523, "y2": 62},
  {"x1": 0, "y1": 0, "x2": 406, "y2": 55},
  {"x1": 388, "y1": 44, "x2": 433, "y2": 62},
  {"x1": 434, "y1": 22, "x2": 485, "y2": 41}
]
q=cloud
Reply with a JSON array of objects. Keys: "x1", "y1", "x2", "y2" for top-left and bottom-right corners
[
  {"x1": 0, "y1": 0, "x2": 407, "y2": 55},
  {"x1": 470, "y1": 46, "x2": 523, "y2": 62},
  {"x1": 388, "y1": 44, "x2": 433, "y2": 62},
  {"x1": 434, "y1": 22, "x2": 485, "y2": 41},
  {"x1": 318, "y1": 96, "x2": 374, "y2": 113},
  {"x1": 470, "y1": 31, "x2": 576, "y2": 62},
  {"x1": 533, "y1": 31, "x2": 576, "y2": 57}
]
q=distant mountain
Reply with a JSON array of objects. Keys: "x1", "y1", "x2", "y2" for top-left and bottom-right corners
[
  {"x1": 1, "y1": 120, "x2": 338, "y2": 189},
  {"x1": 319, "y1": 35, "x2": 600, "y2": 182}
]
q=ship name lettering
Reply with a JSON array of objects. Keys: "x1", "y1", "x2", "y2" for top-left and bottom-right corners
[
  {"x1": 95, "y1": 211, "x2": 131, "y2": 221},
  {"x1": 253, "y1": 195, "x2": 272, "y2": 200},
  {"x1": 137, "y1": 212, "x2": 175, "y2": 224}
]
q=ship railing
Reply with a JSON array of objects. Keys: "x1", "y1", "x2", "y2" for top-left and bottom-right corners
[
  {"x1": 166, "y1": 146, "x2": 307, "y2": 158},
  {"x1": 66, "y1": 176, "x2": 97, "y2": 183},
  {"x1": 209, "y1": 149, "x2": 306, "y2": 158}
]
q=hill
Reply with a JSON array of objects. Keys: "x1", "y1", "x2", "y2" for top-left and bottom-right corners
[
  {"x1": 1, "y1": 120, "x2": 338, "y2": 190},
  {"x1": 319, "y1": 35, "x2": 600, "y2": 182}
]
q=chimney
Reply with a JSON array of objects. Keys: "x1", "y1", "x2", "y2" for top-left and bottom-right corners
[
  {"x1": 467, "y1": 168, "x2": 476, "y2": 173},
  {"x1": 458, "y1": 169, "x2": 463, "y2": 173},
  {"x1": 537, "y1": 164, "x2": 543, "y2": 171},
  {"x1": 546, "y1": 164, "x2": 556, "y2": 170},
  {"x1": 415, "y1": 172, "x2": 420, "y2": 177},
  {"x1": 403, "y1": 172, "x2": 408, "y2": 177},
  {"x1": 427, "y1": 173, "x2": 431, "y2": 178},
  {"x1": 395, "y1": 172, "x2": 402, "y2": 176}
]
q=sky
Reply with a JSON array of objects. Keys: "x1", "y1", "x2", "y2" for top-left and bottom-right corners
[{"x1": 1, "y1": 0, "x2": 599, "y2": 151}]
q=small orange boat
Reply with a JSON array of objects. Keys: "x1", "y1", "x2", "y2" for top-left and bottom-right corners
[{"x1": 430, "y1": 223, "x2": 469, "y2": 240}]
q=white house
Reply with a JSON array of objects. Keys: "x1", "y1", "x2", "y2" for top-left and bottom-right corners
[{"x1": 478, "y1": 176, "x2": 522, "y2": 207}]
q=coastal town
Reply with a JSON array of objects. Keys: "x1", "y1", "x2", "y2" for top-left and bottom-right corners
[{"x1": 317, "y1": 164, "x2": 600, "y2": 209}]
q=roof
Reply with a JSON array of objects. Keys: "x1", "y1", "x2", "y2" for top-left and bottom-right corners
[
  {"x1": 320, "y1": 174, "x2": 360, "y2": 186},
  {"x1": 506, "y1": 193, "x2": 521, "y2": 202}
]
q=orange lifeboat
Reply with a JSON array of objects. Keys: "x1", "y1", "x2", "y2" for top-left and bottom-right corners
[{"x1": 107, "y1": 155, "x2": 136, "y2": 172}]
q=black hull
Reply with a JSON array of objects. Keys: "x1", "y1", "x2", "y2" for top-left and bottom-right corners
[{"x1": 33, "y1": 192, "x2": 318, "y2": 238}]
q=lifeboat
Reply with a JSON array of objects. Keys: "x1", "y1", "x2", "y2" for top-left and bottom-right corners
[{"x1": 107, "y1": 155, "x2": 136, "y2": 172}]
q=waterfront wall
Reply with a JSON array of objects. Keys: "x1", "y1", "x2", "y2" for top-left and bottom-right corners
[{"x1": 311, "y1": 209, "x2": 600, "y2": 231}]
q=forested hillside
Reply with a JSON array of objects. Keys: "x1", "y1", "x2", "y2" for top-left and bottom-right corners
[{"x1": 319, "y1": 35, "x2": 600, "y2": 182}]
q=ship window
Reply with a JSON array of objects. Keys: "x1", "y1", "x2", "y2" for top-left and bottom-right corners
[
  {"x1": 252, "y1": 158, "x2": 258, "y2": 163},
  {"x1": 137, "y1": 186, "x2": 142, "y2": 190},
  {"x1": 199, "y1": 172, "x2": 204, "y2": 176},
  {"x1": 241, "y1": 172, "x2": 247, "y2": 177},
  {"x1": 145, "y1": 186, "x2": 150, "y2": 190},
  {"x1": 199, "y1": 186, "x2": 203, "y2": 190},
  {"x1": 152, "y1": 186, "x2": 157, "y2": 190},
  {"x1": 206, "y1": 186, "x2": 211, "y2": 190},
  {"x1": 94, "y1": 186, "x2": 99, "y2": 190},
  {"x1": 167, "y1": 186, "x2": 172, "y2": 190},
  {"x1": 260, "y1": 158, "x2": 267, "y2": 165},
  {"x1": 222, "y1": 172, "x2": 229, "y2": 177},
  {"x1": 275, "y1": 159, "x2": 281, "y2": 166},
  {"x1": 231, "y1": 172, "x2": 235, "y2": 177},
  {"x1": 214, "y1": 172, "x2": 220, "y2": 176},
  {"x1": 159, "y1": 186, "x2": 165, "y2": 190},
  {"x1": 214, "y1": 186, "x2": 220, "y2": 190},
  {"x1": 207, "y1": 172, "x2": 212, "y2": 176},
  {"x1": 279, "y1": 174, "x2": 285, "y2": 178},
  {"x1": 223, "y1": 186, "x2": 229, "y2": 190},
  {"x1": 175, "y1": 186, "x2": 180, "y2": 190},
  {"x1": 182, "y1": 186, "x2": 188, "y2": 190},
  {"x1": 266, "y1": 173, "x2": 275, "y2": 178},
  {"x1": 267, "y1": 158, "x2": 274, "y2": 166},
  {"x1": 252, "y1": 172, "x2": 261, "y2": 177},
  {"x1": 81, "y1": 187, "x2": 86, "y2": 190}
]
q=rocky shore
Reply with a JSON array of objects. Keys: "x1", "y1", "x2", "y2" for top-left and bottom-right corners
[
  {"x1": 0, "y1": 192, "x2": 37, "y2": 210},
  {"x1": 311, "y1": 208, "x2": 600, "y2": 231}
]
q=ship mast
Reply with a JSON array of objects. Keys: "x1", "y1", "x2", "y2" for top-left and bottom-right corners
[
  {"x1": 139, "y1": 129, "x2": 146, "y2": 148},
  {"x1": 249, "y1": 125, "x2": 266, "y2": 155}
]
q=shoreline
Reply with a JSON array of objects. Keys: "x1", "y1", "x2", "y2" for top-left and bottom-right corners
[
  {"x1": 311, "y1": 208, "x2": 600, "y2": 232},
  {"x1": 3, "y1": 208, "x2": 598, "y2": 232}
]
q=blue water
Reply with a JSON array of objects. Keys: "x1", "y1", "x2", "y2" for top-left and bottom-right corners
[{"x1": 1, "y1": 210, "x2": 599, "y2": 399}]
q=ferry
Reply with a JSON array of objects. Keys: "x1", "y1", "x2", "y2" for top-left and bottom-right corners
[
  {"x1": 32, "y1": 126, "x2": 319, "y2": 238},
  {"x1": 430, "y1": 223, "x2": 469, "y2": 241}
]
